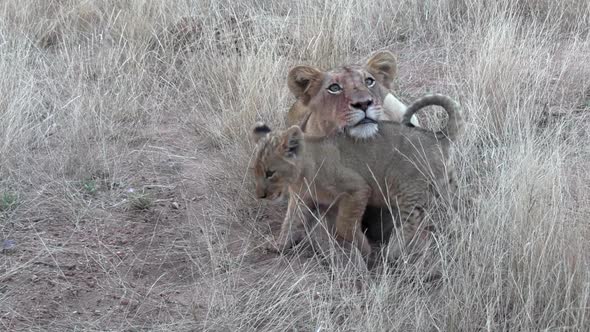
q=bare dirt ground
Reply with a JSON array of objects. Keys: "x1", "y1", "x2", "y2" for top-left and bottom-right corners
[{"x1": 1, "y1": 123, "x2": 207, "y2": 330}]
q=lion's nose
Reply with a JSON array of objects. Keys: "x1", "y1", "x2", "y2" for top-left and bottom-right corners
[
  {"x1": 257, "y1": 191, "x2": 267, "y2": 199},
  {"x1": 350, "y1": 99, "x2": 373, "y2": 112}
]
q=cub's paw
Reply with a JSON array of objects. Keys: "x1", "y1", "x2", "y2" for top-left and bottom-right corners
[
  {"x1": 265, "y1": 239, "x2": 292, "y2": 255},
  {"x1": 265, "y1": 242, "x2": 280, "y2": 254},
  {"x1": 385, "y1": 240, "x2": 404, "y2": 262}
]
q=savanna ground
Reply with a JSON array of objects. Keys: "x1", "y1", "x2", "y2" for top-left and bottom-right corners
[{"x1": 1, "y1": 0, "x2": 589, "y2": 331}]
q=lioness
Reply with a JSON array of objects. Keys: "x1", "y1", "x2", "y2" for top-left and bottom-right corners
[
  {"x1": 252, "y1": 94, "x2": 462, "y2": 261},
  {"x1": 286, "y1": 51, "x2": 420, "y2": 244}
]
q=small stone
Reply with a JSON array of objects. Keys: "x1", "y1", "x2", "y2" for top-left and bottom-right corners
[{"x1": 171, "y1": 202, "x2": 180, "y2": 209}]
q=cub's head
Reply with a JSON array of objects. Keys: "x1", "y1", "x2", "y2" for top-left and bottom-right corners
[
  {"x1": 287, "y1": 51, "x2": 397, "y2": 139},
  {"x1": 250, "y1": 123, "x2": 304, "y2": 201}
]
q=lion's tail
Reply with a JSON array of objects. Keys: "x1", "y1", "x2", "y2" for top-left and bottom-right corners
[{"x1": 402, "y1": 94, "x2": 463, "y2": 141}]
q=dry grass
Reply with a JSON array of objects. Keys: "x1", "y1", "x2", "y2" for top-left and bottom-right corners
[{"x1": 0, "y1": 0, "x2": 589, "y2": 330}]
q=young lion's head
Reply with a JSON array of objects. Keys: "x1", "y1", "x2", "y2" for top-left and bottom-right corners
[
  {"x1": 250, "y1": 123, "x2": 304, "y2": 201},
  {"x1": 287, "y1": 51, "x2": 397, "y2": 139}
]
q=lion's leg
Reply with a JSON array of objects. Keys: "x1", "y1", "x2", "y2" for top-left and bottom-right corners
[
  {"x1": 334, "y1": 189, "x2": 372, "y2": 258},
  {"x1": 275, "y1": 191, "x2": 311, "y2": 253},
  {"x1": 387, "y1": 195, "x2": 431, "y2": 261}
]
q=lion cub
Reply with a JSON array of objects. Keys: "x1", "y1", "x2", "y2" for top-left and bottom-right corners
[{"x1": 251, "y1": 94, "x2": 463, "y2": 261}]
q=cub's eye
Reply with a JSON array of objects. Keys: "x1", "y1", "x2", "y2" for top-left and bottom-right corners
[
  {"x1": 365, "y1": 77, "x2": 376, "y2": 87},
  {"x1": 327, "y1": 83, "x2": 343, "y2": 94},
  {"x1": 265, "y1": 170, "x2": 275, "y2": 178}
]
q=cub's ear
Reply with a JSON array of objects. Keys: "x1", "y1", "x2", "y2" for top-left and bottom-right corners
[
  {"x1": 280, "y1": 125, "x2": 303, "y2": 159},
  {"x1": 366, "y1": 50, "x2": 397, "y2": 90},
  {"x1": 251, "y1": 122, "x2": 272, "y2": 143},
  {"x1": 287, "y1": 66, "x2": 323, "y2": 104}
]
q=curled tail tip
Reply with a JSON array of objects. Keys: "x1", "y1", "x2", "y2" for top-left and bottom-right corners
[
  {"x1": 402, "y1": 116, "x2": 415, "y2": 126},
  {"x1": 403, "y1": 93, "x2": 464, "y2": 140},
  {"x1": 403, "y1": 93, "x2": 460, "y2": 119}
]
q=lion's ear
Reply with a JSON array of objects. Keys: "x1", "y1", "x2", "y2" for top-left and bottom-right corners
[
  {"x1": 252, "y1": 122, "x2": 272, "y2": 143},
  {"x1": 280, "y1": 125, "x2": 303, "y2": 159},
  {"x1": 287, "y1": 66, "x2": 323, "y2": 104},
  {"x1": 366, "y1": 51, "x2": 397, "y2": 90}
]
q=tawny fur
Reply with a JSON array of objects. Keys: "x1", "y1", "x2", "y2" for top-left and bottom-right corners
[{"x1": 252, "y1": 94, "x2": 463, "y2": 262}]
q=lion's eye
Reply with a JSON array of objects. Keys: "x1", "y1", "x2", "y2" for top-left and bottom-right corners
[
  {"x1": 327, "y1": 83, "x2": 343, "y2": 94},
  {"x1": 265, "y1": 170, "x2": 275, "y2": 178},
  {"x1": 365, "y1": 77, "x2": 376, "y2": 87}
]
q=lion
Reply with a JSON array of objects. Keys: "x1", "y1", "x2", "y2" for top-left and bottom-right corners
[
  {"x1": 251, "y1": 94, "x2": 463, "y2": 262},
  {"x1": 285, "y1": 50, "x2": 420, "y2": 246}
]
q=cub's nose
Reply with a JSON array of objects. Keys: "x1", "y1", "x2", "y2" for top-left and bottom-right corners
[
  {"x1": 256, "y1": 187, "x2": 267, "y2": 199},
  {"x1": 350, "y1": 99, "x2": 373, "y2": 112}
]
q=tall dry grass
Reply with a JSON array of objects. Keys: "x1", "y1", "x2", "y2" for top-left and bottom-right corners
[{"x1": 0, "y1": 0, "x2": 589, "y2": 330}]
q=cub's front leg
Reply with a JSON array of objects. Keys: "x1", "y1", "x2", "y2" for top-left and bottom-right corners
[
  {"x1": 333, "y1": 175, "x2": 372, "y2": 259},
  {"x1": 273, "y1": 190, "x2": 312, "y2": 253},
  {"x1": 387, "y1": 190, "x2": 430, "y2": 261}
]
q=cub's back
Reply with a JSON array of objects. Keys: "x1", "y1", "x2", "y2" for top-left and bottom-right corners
[{"x1": 332, "y1": 121, "x2": 450, "y2": 181}]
